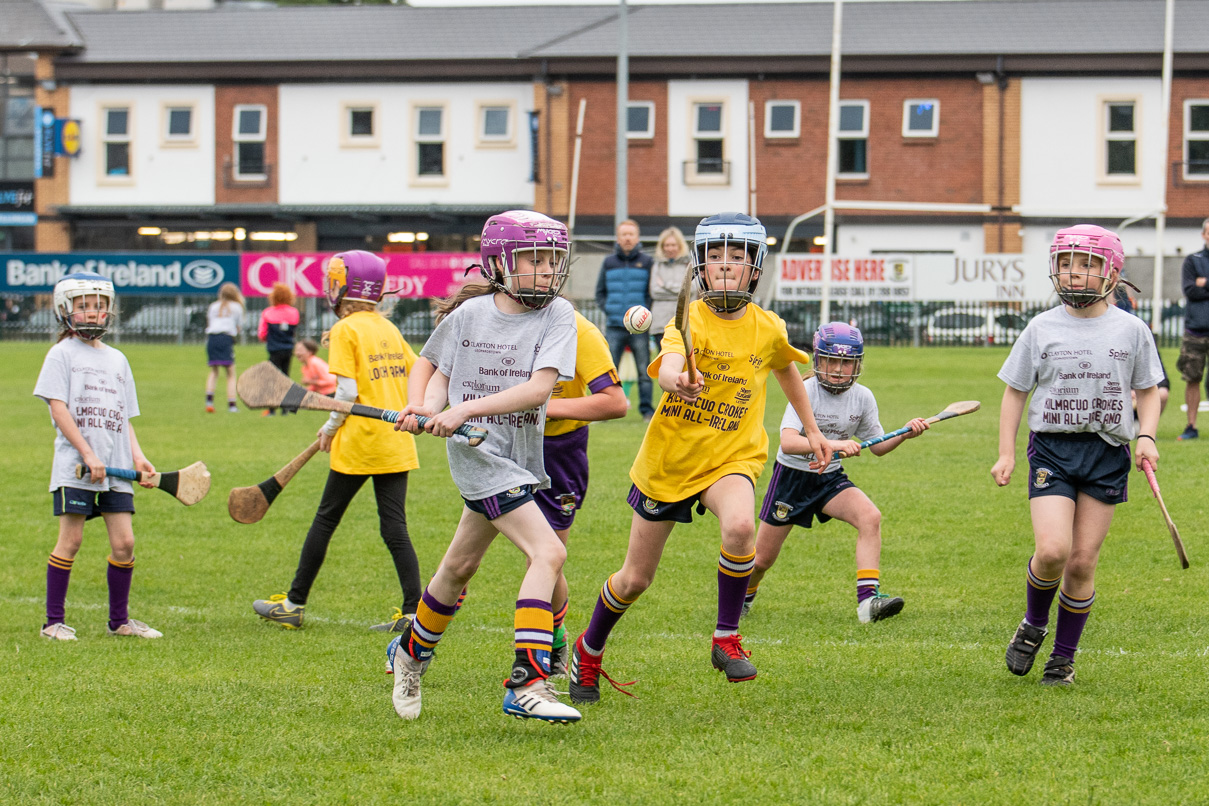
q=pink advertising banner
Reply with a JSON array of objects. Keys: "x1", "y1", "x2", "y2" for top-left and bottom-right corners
[{"x1": 240, "y1": 252, "x2": 478, "y2": 298}]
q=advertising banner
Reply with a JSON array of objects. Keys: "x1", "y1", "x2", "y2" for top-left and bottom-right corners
[
  {"x1": 241, "y1": 252, "x2": 478, "y2": 298},
  {"x1": 773, "y1": 254, "x2": 914, "y2": 301},
  {"x1": 2, "y1": 253, "x2": 238, "y2": 295}
]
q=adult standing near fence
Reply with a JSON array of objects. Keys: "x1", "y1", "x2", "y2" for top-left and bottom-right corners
[
  {"x1": 595, "y1": 219, "x2": 655, "y2": 420},
  {"x1": 648, "y1": 226, "x2": 691, "y2": 353},
  {"x1": 1176, "y1": 218, "x2": 1209, "y2": 441}
]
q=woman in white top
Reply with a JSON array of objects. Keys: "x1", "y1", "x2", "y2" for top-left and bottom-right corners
[
  {"x1": 647, "y1": 226, "x2": 690, "y2": 352},
  {"x1": 204, "y1": 282, "x2": 245, "y2": 413}
]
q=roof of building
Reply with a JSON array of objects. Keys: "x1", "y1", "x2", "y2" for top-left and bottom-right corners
[{"x1": 0, "y1": 0, "x2": 84, "y2": 50}]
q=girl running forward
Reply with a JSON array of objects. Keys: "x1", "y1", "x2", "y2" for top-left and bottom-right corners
[
  {"x1": 992, "y1": 225, "x2": 1162, "y2": 686},
  {"x1": 389, "y1": 210, "x2": 581, "y2": 724},
  {"x1": 568, "y1": 212, "x2": 832, "y2": 703},
  {"x1": 252, "y1": 251, "x2": 423, "y2": 632},
  {"x1": 34, "y1": 272, "x2": 161, "y2": 641},
  {"x1": 204, "y1": 281, "x2": 245, "y2": 413},
  {"x1": 745, "y1": 323, "x2": 928, "y2": 624}
]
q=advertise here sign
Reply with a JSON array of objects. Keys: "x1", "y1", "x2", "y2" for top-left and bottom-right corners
[
  {"x1": 241, "y1": 252, "x2": 478, "y2": 298},
  {"x1": 3, "y1": 253, "x2": 237, "y2": 295},
  {"x1": 773, "y1": 253, "x2": 1053, "y2": 302}
]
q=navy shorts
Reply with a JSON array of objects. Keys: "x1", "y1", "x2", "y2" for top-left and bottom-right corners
[
  {"x1": 53, "y1": 486, "x2": 135, "y2": 520},
  {"x1": 1026, "y1": 431, "x2": 1130, "y2": 504},
  {"x1": 465, "y1": 485, "x2": 536, "y2": 520},
  {"x1": 206, "y1": 333, "x2": 235, "y2": 366},
  {"x1": 758, "y1": 462, "x2": 856, "y2": 529},
  {"x1": 627, "y1": 475, "x2": 754, "y2": 524},
  {"x1": 534, "y1": 428, "x2": 590, "y2": 531}
]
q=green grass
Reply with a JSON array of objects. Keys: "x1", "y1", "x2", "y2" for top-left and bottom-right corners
[{"x1": 1, "y1": 341, "x2": 1206, "y2": 805}]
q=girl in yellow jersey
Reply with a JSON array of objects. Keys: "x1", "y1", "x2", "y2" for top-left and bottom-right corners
[
  {"x1": 252, "y1": 251, "x2": 422, "y2": 632},
  {"x1": 568, "y1": 213, "x2": 832, "y2": 702}
]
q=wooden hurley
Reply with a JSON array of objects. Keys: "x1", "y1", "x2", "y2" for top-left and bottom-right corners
[
  {"x1": 674, "y1": 263, "x2": 698, "y2": 384},
  {"x1": 227, "y1": 440, "x2": 321, "y2": 524},
  {"x1": 75, "y1": 461, "x2": 211, "y2": 506},
  {"x1": 236, "y1": 361, "x2": 487, "y2": 446},
  {"x1": 836, "y1": 400, "x2": 981, "y2": 458},
  {"x1": 1141, "y1": 458, "x2": 1190, "y2": 570}
]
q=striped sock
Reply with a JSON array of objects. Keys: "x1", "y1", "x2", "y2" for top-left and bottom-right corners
[
  {"x1": 1025, "y1": 557, "x2": 1062, "y2": 628},
  {"x1": 1052, "y1": 589, "x2": 1095, "y2": 660},
  {"x1": 581, "y1": 574, "x2": 637, "y2": 655},
  {"x1": 744, "y1": 583, "x2": 759, "y2": 607},
  {"x1": 454, "y1": 587, "x2": 468, "y2": 613},
  {"x1": 509, "y1": 599, "x2": 553, "y2": 687},
  {"x1": 857, "y1": 569, "x2": 880, "y2": 604},
  {"x1": 46, "y1": 554, "x2": 74, "y2": 627},
  {"x1": 107, "y1": 556, "x2": 135, "y2": 631},
  {"x1": 205, "y1": 393, "x2": 214, "y2": 405},
  {"x1": 716, "y1": 547, "x2": 755, "y2": 636},
  {"x1": 407, "y1": 589, "x2": 458, "y2": 662},
  {"x1": 552, "y1": 599, "x2": 569, "y2": 650}
]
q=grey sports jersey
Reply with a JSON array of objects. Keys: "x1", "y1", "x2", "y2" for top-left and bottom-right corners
[
  {"x1": 34, "y1": 338, "x2": 141, "y2": 493},
  {"x1": 776, "y1": 376, "x2": 883, "y2": 474},
  {"x1": 421, "y1": 294, "x2": 577, "y2": 500},
  {"x1": 998, "y1": 305, "x2": 1163, "y2": 446}
]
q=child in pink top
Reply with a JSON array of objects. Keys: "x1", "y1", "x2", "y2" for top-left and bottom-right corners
[
  {"x1": 295, "y1": 339, "x2": 337, "y2": 396},
  {"x1": 258, "y1": 282, "x2": 301, "y2": 415}
]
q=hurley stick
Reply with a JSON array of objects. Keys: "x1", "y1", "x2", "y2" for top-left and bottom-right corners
[
  {"x1": 228, "y1": 440, "x2": 321, "y2": 524},
  {"x1": 675, "y1": 263, "x2": 698, "y2": 385},
  {"x1": 836, "y1": 400, "x2": 981, "y2": 458},
  {"x1": 1141, "y1": 458, "x2": 1189, "y2": 569},
  {"x1": 75, "y1": 461, "x2": 211, "y2": 506}
]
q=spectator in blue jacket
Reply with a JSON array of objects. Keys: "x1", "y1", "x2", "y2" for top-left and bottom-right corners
[{"x1": 595, "y1": 219, "x2": 655, "y2": 419}]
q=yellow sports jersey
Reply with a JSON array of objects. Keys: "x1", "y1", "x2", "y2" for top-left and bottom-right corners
[
  {"x1": 546, "y1": 312, "x2": 621, "y2": 437},
  {"x1": 631, "y1": 301, "x2": 811, "y2": 500},
  {"x1": 326, "y1": 310, "x2": 420, "y2": 475}
]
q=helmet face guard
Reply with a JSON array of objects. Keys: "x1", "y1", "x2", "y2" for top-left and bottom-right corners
[
  {"x1": 1049, "y1": 225, "x2": 1123, "y2": 309},
  {"x1": 327, "y1": 250, "x2": 387, "y2": 311},
  {"x1": 813, "y1": 322, "x2": 864, "y2": 393},
  {"x1": 53, "y1": 271, "x2": 115, "y2": 340},
  {"x1": 691, "y1": 212, "x2": 767, "y2": 313},
  {"x1": 479, "y1": 210, "x2": 570, "y2": 310}
]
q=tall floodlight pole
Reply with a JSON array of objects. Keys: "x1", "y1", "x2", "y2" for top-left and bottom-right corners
[
  {"x1": 615, "y1": 0, "x2": 629, "y2": 229},
  {"x1": 1153, "y1": 0, "x2": 1174, "y2": 328},
  {"x1": 820, "y1": 0, "x2": 844, "y2": 323}
]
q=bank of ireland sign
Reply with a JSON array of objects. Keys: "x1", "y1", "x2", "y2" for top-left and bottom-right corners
[{"x1": 1, "y1": 253, "x2": 238, "y2": 294}]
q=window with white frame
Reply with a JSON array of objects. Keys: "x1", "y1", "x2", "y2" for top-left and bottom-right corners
[
  {"x1": 1104, "y1": 100, "x2": 1137, "y2": 178},
  {"x1": 765, "y1": 100, "x2": 800, "y2": 139},
  {"x1": 837, "y1": 100, "x2": 869, "y2": 177},
  {"x1": 1185, "y1": 100, "x2": 1209, "y2": 179},
  {"x1": 478, "y1": 104, "x2": 513, "y2": 145},
  {"x1": 340, "y1": 103, "x2": 378, "y2": 148},
  {"x1": 693, "y1": 102, "x2": 725, "y2": 175},
  {"x1": 102, "y1": 106, "x2": 131, "y2": 177},
  {"x1": 163, "y1": 105, "x2": 194, "y2": 145},
  {"x1": 627, "y1": 101, "x2": 654, "y2": 139},
  {"x1": 415, "y1": 106, "x2": 445, "y2": 177},
  {"x1": 232, "y1": 104, "x2": 266, "y2": 179},
  {"x1": 903, "y1": 99, "x2": 939, "y2": 137}
]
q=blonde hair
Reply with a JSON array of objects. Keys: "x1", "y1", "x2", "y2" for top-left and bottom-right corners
[
  {"x1": 654, "y1": 227, "x2": 689, "y2": 262},
  {"x1": 322, "y1": 299, "x2": 377, "y2": 346},
  {"x1": 617, "y1": 218, "x2": 640, "y2": 236},
  {"x1": 217, "y1": 282, "x2": 245, "y2": 317},
  {"x1": 268, "y1": 283, "x2": 295, "y2": 307}
]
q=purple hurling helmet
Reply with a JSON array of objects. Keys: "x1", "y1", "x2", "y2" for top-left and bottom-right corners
[
  {"x1": 479, "y1": 210, "x2": 570, "y2": 310},
  {"x1": 1048, "y1": 225, "x2": 1124, "y2": 309},
  {"x1": 813, "y1": 322, "x2": 864, "y2": 393},
  {"x1": 326, "y1": 250, "x2": 387, "y2": 311}
]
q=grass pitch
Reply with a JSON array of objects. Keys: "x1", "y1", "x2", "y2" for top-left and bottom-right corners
[{"x1": 1, "y1": 341, "x2": 1205, "y2": 805}]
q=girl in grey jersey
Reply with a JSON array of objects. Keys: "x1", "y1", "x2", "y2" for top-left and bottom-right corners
[
  {"x1": 993, "y1": 225, "x2": 1162, "y2": 687},
  {"x1": 389, "y1": 211, "x2": 581, "y2": 725}
]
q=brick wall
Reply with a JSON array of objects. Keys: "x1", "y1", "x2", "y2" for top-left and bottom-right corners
[
  {"x1": 215, "y1": 86, "x2": 278, "y2": 205},
  {"x1": 1168, "y1": 77, "x2": 1209, "y2": 222}
]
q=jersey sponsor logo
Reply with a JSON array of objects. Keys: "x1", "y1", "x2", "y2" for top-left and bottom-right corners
[
  {"x1": 774, "y1": 501, "x2": 791, "y2": 521},
  {"x1": 748, "y1": 355, "x2": 766, "y2": 369},
  {"x1": 502, "y1": 356, "x2": 516, "y2": 367},
  {"x1": 1078, "y1": 361, "x2": 1092, "y2": 369},
  {"x1": 717, "y1": 362, "x2": 730, "y2": 371},
  {"x1": 1108, "y1": 348, "x2": 1130, "y2": 361},
  {"x1": 734, "y1": 387, "x2": 752, "y2": 404},
  {"x1": 1033, "y1": 468, "x2": 1053, "y2": 489},
  {"x1": 1040, "y1": 349, "x2": 1093, "y2": 361}
]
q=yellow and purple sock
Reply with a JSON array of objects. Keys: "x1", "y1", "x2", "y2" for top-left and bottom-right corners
[
  {"x1": 509, "y1": 598, "x2": 553, "y2": 687},
  {"x1": 716, "y1": 547, "x2": 755, "y2": 636},
  {"x1": 1052, "y1": 589, "x2": 1095, "y2": 659},
  {"x1": 744, "y1": 582, "x2": 759, "y2": 607},
  {"x1": 45, "y1": 554, "x2": 74, "y2": 627},
  {"x1": 107, "y1": 556, "x2": 134, "y2": 631},
  {"x1": 407, "y1": 589, "x2": 458, "y2": 662},
  {"x1": 857, "y1": 569, "x2": 880, "y2": 604},
  {"x1": 1025, "y1": 558, "x2": 1062, "y2": 627},
  {"x1": 582, "y1": 574, "x2": 637, "y2": 655}
]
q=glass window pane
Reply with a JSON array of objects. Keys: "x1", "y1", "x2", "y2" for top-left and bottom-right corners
[
  {"x1": 769, "y1": 105, "x2": 796, "y2": 133},
  {"x1": 907, "y1": 102, "x2": 935, "y2": 131},
  {"x1": 106, "y1": 142, "x2": 129, "y2": 175},
  {"x1": 168, "y1": 108, "x2": 192, "y2": 136},
  {"x1": 696, "y1": 104, "x2": 722, "y2": 133},
  {"x1": 5, "y1": 96, "x2": 34, "y2": 136},
  {"x1": 350, "y1": 109, "x2": 373, "y2": 136},
  {"x1": 418, "y1": 142, "x2": 443, "y2": 175},
  {"x1": 106, "y1": 109, "x2": 128, "y2": 136},
  {"x1": 1107, "y1": 139, "x2": 1135, "y2": 174},
  {"x1": 418, "y1": 108, "x2": 442, "y2": 137},
  {"x1": 1190, "y1": 105, "x2": 1209, "y2": 132},
  {"x1": 483, "y1": 108, "x2": 509, "y2": 137},
  {"x1": 696, "y1": 139, "x2": 723, "y2": 173},
  {"x1": 839, "y1": 104, "x2": 864, "y2": 133},
  {"x1": 1188, "y1": 140, "x2": 1209, "y2": 174},
  {"x1": 238, "y1": 109, "x2": 262, "y2": 136},
  {"x1": 237, "y1": 141, "x2": 265, "y2": 175},
  {"x1": 627, "y1": 105, "x2": 650, "y2": 133},
  {"x1": 1108, "y1": 104, "x2": 1134, "y2": 133},
  {"x1": 839, "y1": 139, "x2": 867, "y2": 174}
]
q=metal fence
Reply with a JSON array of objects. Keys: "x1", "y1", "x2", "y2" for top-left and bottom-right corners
[{"x1": 0, "y1": 293, "x2": 1186, "y2": 350}]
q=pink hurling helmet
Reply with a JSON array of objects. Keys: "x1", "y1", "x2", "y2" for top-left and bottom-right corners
[
  {"x1": 479, "y1": 210, "x2": 570, "y2": 310},
  {"x1": 1049, "y1": 225, "x2": 1124, "y2": 308}
]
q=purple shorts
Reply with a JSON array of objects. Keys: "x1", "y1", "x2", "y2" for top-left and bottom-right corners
[{"x1": 534, "y1": 427, "x2": 590, "y2": 530}]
